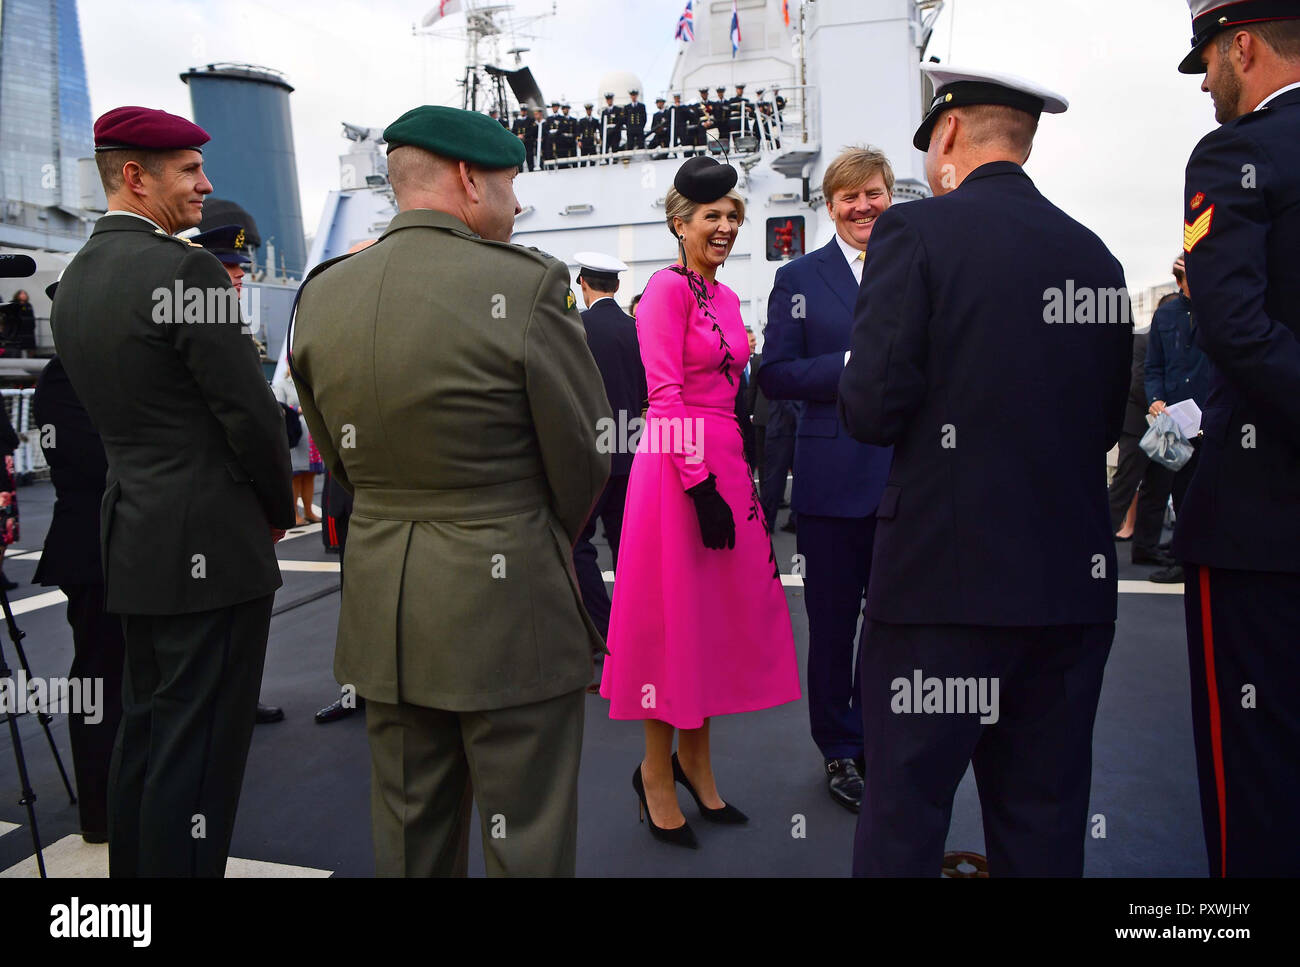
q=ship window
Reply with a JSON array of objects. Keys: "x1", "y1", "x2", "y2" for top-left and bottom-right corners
[{"x1": 766, "y1": 216, "x2": 805, "y2": 261}]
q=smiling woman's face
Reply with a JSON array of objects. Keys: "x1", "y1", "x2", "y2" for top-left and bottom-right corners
[{"x1": 676, "y1": 196, "x2": 741, "y2": 276}]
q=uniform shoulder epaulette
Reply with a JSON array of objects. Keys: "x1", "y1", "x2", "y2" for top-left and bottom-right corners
[
  {"x1": 472, "y1": 236, "x2": 558, "y2": 270},
  {"x1": 155, "y1": 229, "x2": 202, "y2": 247}
]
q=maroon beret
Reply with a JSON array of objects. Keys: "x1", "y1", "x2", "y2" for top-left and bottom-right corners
[{"x1": 93, "y1": 106, "x2": 210, "y2": 153}]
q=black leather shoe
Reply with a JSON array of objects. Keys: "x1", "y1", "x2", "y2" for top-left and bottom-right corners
[
  {"x1": 671, "y1": 752, "x2": 748, "y2": 823},
  {"x1": 0, "y1": 575, "x2": 16, "y2": 591},
  {"x1": 779, "y1": 519, "x2": 797, "y2": 534},
  {"x1": 1149, "y1": 564, "x2": 1185, "y2": 584},
  {"x1": 81, "y1": 830, "x2": 108, "y2": 844},
  {"x1": 314, "y1": 695, "x2": 363, "y2": 724},
  {"x1": 826, "y1": 758, "x2": 864, "y2": 813},
  {"x1": 633, "y1": 764, "x2": 698, "y2": 848},
  {"x1": 1132, "y1": 549, "x2": 1175, "y2": 567},
  {"x1": 255, "y1": 703, "x2": 284, "y2": 724}
]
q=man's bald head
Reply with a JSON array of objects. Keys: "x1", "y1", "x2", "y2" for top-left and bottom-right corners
[
  {"x1": 386, "y1": 144, "x2": 521, "y2": 242},
  {"x1": 388, "y1": 145, "x2": 458, "y2": 208}
]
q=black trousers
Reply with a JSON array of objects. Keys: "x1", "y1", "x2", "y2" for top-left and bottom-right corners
[
  {"x1": 1133, "y1": 443, "x2": 1200, "y2": 557},
  {"x1": 853, "y1": 620, "x2": 1113, "y2": 876},
  {"x1": 62, "y1": 583, "x2": 126, "y2": 836},
  {"x1": 572, "y1": 474, "x2": 629, "y2": 641},
  {"x1": 798, "y1": 515, "x2": 874, "y2": 761},
  {"x1": 1183, "y1": 565, "x2": 1300, "y2": 876},
  {"x1": 108, "y1": 594, "x2": 275, "y2": 877},
  {"x1": 1108, "y1": 430, "x2": 1164, "y2": 538},
  {"x1": 759, "y1": 432, "x2": 795, "y2": 532}
]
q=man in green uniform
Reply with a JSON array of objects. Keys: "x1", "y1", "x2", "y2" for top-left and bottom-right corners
[
  {"x1": 51, "y1": 106, "x2": 294, "y2": 877},
  {"x1": 289, "y1": 105, "x2": 610, "y2": 876}
]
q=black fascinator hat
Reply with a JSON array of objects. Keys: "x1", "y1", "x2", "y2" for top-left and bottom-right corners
[{"x1": 673, "y1": 155, "x2": 738, "y2": 203}]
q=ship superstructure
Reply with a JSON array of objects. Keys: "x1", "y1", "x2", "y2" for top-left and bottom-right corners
[{"x1": 277, "y1": 0, "x2": 944, "y2": 380}]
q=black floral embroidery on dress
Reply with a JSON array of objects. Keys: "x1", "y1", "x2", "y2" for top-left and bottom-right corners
[
  {"x1": 737, "y1": 421, "x2": 780, "y2": 581},
  {"x1": 669, "y1": 264, "x2": 734, "y2": 387}
]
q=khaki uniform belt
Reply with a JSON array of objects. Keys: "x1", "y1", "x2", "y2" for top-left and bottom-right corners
[{"x1": 351, "y1": 475, "x2": 550, "y2": 521}]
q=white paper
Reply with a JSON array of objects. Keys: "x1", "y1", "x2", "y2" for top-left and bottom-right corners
[{"x1": 1164, "y1": 399, "x2": 1202, "y2": 438}]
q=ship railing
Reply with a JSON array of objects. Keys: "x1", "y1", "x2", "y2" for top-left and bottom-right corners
[
  {"x1": 3, "y1": 388, "x2": 49, "y2": 481},
  {"x1": 531, "y1": 85, "x2": 820, "y2": 171}
]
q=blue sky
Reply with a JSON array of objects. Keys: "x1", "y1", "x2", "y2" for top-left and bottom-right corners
[{"x1": 78, "y1": 0, "x2": 1217, "y2": 292}]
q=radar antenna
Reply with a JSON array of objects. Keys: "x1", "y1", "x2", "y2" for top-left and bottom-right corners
[{"x1": 415, "y1": 0, "x2": 557, "y2": 112}]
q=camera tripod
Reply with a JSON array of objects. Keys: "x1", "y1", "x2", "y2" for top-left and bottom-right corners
[{"x1": 0, "y1": 581, "x2": 76, "y2": 878}]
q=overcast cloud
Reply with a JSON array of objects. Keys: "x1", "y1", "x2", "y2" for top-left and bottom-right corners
[{"x1": 78, "y1": 0, "x2": 1215, "y2": 291}]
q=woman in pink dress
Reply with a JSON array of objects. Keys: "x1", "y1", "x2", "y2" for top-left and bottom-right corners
[{"x1": 601, "y1": 157, "x2": 800, "y2": 847}]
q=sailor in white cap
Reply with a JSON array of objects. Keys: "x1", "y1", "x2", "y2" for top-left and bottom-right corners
[
  {"x1": 1173, "y1": 0, "x2": 1300, "y2": 877},
  {"x1": 838, "y1": 64, "x2": 1134, "y2": 876},
  {"x1": 570, "y1": 252, "x2": 646, "y2": 663}
]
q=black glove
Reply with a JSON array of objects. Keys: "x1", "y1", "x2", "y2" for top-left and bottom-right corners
[{"x1": 685, "y1": 474, "x2": 735, "y2": 550}]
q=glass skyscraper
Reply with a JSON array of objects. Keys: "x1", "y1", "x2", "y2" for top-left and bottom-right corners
[{"x1": 0, "y1": 0, "x2": 94, "y2": 250}]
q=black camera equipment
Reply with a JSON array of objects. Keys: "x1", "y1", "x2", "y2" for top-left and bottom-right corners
[{"x1": 0, "y1": 251, "x2": 75, "y2": 877}]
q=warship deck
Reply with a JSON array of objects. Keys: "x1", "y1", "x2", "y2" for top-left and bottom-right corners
[{"x1": 0, "y1": 477, "x2": 1205, "y2": 877}]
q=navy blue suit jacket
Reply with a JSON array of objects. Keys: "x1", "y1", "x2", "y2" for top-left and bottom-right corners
[
  {"x1": 758, "y1": 237, "x2": 892, "y2": 518},
  {"x1": 580, "y1": 297, "x2": 647, "y2": 476},
  {"x1": 838, "y1": 162, "x2": 1132, "y2": 626},
  {"x1": 1174, "y1": 87, "x2": 1300, "y2": 574}
]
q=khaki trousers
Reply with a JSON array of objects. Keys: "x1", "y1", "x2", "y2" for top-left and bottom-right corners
[{"x1": 365, "y1": 687, "x2": 584, "y2": 876}]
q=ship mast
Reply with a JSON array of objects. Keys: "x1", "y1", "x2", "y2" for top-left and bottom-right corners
[{"x1": 416, "y1": 0, "x2": 555, "y2": 113}]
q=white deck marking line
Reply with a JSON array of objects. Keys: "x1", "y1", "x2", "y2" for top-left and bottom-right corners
[
  {"x1": 0, "y1": 834, "x2": 332, "y2": 878},
  {"x1": 278, "y1": 560, "x2": 341, "y2": 573},
  {"x1": 0, "y1": 822, "x2": 18, "y2": 839},
  {"x1": 602, "y1": 572, "x2": 1184, "y2": 595}
]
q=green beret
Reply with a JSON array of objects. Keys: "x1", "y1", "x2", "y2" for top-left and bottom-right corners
[{"x1": 383, "y1": 104, "x2": 525, "y2": 170}]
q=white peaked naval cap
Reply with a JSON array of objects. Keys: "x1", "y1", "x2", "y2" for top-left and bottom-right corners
[
  {"x1": 914, "y1": 64, "x2": 1069, "y2": 150},
  {"x1": 573, "y1": 252, "x2": 629, "y2": 281}
]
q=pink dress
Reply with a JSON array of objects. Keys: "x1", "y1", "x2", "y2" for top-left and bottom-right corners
[{"x1": 600, "y1": 265, "x2": 800, "y2": 730}]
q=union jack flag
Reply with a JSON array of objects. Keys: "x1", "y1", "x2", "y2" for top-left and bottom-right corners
[{"x1": 676, "y1": 0, "x2": 694, "y2": 42}]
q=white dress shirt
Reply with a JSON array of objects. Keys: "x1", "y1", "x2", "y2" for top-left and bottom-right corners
[
  {"x1": 834, "y1": 232, "x2": 866, "y2": 364},
  {"x1": 1255, "y1": 81, "x2": 1300, "y2": 113},
  {"x1": 835, "y1": 231, "x2": 867, "y2": 286}
]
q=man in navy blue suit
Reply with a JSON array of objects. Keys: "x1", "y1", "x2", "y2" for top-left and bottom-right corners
[
  {"x1": 759, "y1": 148, "x2": 895, "y2": 812},
  {"x1": 838, "y1": 65, "x2": 1132, "y2": 876},
  {"x1": 572, "y1": 252, "x2": 647, "y2": 652},
  {"x1": 1173, "y1": 0, "x2": 1300, "y2": 877}
]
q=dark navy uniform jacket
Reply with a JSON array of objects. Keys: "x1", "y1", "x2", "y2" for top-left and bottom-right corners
[
  {"x1": 759, "y1": 237, "x2": 892, "y2": 518},
  {"x1": 1173, "y1": 87, "x2": 1300, "y2": 575},
  {"x1": 1145, "y1": 293, "x2": 1210, "y2": 407},
  {"x1": 838, "y1": 162, "x2": 1132, "y2": 626},
  {"x1": 580, "y1": 297, "x2": 646, "y2": 476},
  {"x1": 624, "y1": 102, "x2": 647, "y2": 134}
]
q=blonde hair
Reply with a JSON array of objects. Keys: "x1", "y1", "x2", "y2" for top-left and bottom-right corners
[
  {"x1": 822, "y1": 146, "x2": 895, "y2": 204},
  {"x1": 664, "y1": 186, "x2": 746, "y2": 239}
]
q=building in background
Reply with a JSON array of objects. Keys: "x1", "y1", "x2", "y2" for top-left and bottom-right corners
[
  {"x1": 0, "y1": 0, "x2": 95, "y2": 252},
  {"x1": 1131, "y1": 280, "x2": 1180, "y2": 332},
  {"x1": 181, "y1": 63, "x2": 307, "y2": 280}
]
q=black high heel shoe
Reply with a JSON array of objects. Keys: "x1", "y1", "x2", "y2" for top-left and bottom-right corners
[
  {"x1": 632, "y1": 764, "x2": 698, "y2": 849},
  {"x1": 672, "y1": 752, "x2": 749, "y2": 824}
]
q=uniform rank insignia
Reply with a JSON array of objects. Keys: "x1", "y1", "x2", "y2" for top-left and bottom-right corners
[
  {"x1": 566, "y1": 289, "x2": 576, "y2": 310},
  {"x1": 1190, "y1": 192, "x2": 1205, "y2": 210},
  {"x1": 1184, "y1": 204, "x2": 1214, "y2": 252}
]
